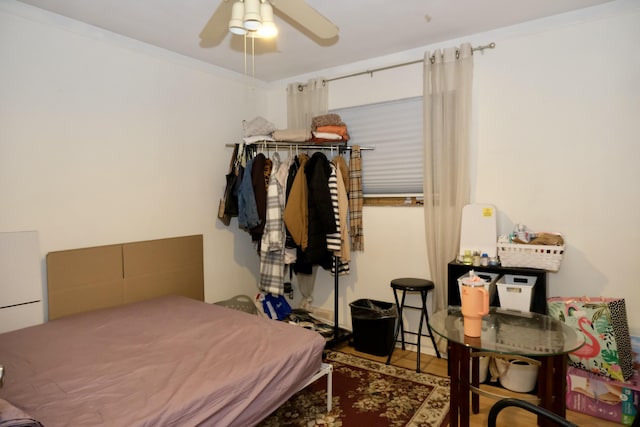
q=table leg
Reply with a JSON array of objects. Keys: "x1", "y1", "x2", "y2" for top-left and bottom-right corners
[
  {"x1": 538, "y1": 356, "x2": 553, "y2": 427},
  {"x1": 471, "y1": 352, "x2": 479, "y2": 414},
  {"x1": 448, "y1": 341, "x2": 471, "y2": 427},
  {"x1": 550, "y1": 355, "x2": 567, "y2": 417},
  {"x1": 459, "y1": 345, "x2": 471, "y2": 427},
  {"x1": 538, "y1": 354, "x2": 567, "y2": 427},
  {"x1": 449, "y1": 341, "x2": 460, "y2": 427}
]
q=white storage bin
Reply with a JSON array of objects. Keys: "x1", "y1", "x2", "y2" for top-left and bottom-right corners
[
  {"x1": 457, "y1": 271, "x2": 500, "y2": 303},
  {"x1": 497, "y1": 274, "x2": 537, "y2": 312}
]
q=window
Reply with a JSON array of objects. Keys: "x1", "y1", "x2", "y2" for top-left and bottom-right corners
[{"x1": 332, "y1": 96, "x2": 423, "y2": 196}]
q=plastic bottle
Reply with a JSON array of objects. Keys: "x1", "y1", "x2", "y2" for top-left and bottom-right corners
[
  {"x1": 481, "y1": 253, "x2": 489, "y2": 267},
  {"x1": 472, "y1": 251, "x2": 481, "y2": 266},
  {"x1": 516, "y1": 224, "x2": 529, "y2": 243}
]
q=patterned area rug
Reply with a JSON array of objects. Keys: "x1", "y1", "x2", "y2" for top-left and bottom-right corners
[{"x1": 258, "y1": 351, "x2": 450, "y2": 427}]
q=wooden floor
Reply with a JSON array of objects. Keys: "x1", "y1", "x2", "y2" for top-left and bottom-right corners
[{"x1": 336, "y1": 343, "x2": 622, "y2": 427}]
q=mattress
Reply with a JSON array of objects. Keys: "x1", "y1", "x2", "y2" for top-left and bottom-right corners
[{"x1": 0, "y1": 295, "x2": 325, "y2": 427}]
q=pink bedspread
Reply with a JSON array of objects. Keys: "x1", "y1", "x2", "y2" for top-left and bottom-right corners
[{"x1": 0, "y1": 295, "x2": 325, "y2": 427}]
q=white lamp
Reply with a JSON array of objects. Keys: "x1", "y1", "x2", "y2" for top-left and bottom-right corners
[
  {"x1": 255, "y1": 2, "x2": 277, "y2": 38},
  {"x1": 242, "y1": 0, "x2": 262, "y2": 31},
  {"x1": 228, "y1": 1, "x2": 246, "y2": 35}
]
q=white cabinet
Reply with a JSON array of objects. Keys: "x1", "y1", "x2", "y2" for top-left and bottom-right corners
[{"x1": 0, "y1": 231, "x2": 44, "y2": 333}]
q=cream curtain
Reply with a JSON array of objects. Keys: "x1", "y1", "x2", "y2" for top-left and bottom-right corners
[
  {"x1": 286, "y1": 77, "x2": 328, "y2": 129},
  {"x1": 423, "y1": 43, "x2": 473, "y2": 315},
  {"x1": 286, "y1": 77, "x2": 327, "y2": 309}
]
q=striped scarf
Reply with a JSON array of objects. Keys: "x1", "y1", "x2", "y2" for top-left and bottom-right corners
[
  {"x1": 348, "y1": 145, "x2": 364, "y2": 251},
  {"x1": 326, "y1": 163, "x2": 341, "y2": 252}
]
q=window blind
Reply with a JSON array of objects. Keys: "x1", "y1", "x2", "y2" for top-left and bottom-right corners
[{"x1": 332, "y1": 96, "x2": 423, "y2": 195}]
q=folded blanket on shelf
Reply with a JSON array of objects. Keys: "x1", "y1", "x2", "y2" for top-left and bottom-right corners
[
  {"x1": 316, "y1": 125, "x2": 349, "y2": 139},
  {"x1": 312, "y1": 131, "x2": 343, "y2": 140},
  {"x1": 308, "y1": 137, "x2": 347, "y2": 144},
  {"x1": 272, "y1": 129, "x2": 311, "y2": 142},
  {"x1": 243, "y1": 116, "x2": 276, "y2": 138},
  {"x1": 311, "y1": 114, "x2": 344, "y2": 129}
]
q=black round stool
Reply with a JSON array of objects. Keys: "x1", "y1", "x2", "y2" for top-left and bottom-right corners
[{"x1": 385, "y1": 277, "x2": 441, "y2": 372}]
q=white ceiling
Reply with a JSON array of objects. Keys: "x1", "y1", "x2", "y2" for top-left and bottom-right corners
[{"x1": 17, "y1": 0, "x2": 614, "y2": 82}]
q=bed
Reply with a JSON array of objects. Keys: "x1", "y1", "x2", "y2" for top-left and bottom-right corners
[{"x1": 0, "y1": 235, "x2": 327, "y2": 427}]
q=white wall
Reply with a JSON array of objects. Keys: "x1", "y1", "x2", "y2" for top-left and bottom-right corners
[
  {"x1": 268, "y1": 0, "x2": 640, "y2": 340},
  {"x1": 0, "y1": 2, "x2": 265, "y2": 310},
  {"x1": 473, "y1": 5, "x2": 640, "y2": 313}
]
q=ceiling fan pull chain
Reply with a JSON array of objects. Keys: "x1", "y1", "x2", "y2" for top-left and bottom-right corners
[
  {"x1": 252, "y1": 33, "x2": 256, "y2": 82},
  {"x1": 243, "y1": 33, "x2": 248, "y2": 77}
]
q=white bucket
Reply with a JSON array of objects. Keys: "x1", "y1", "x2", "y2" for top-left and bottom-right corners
[
  {"x1": 470, "y1": 356, "x2": 490, "y2": 383},
  {"x1": 495, "y1": 357, "x2": 539, "y2": 393}
]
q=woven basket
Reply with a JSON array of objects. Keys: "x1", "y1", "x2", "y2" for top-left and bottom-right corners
[{"x1": 497, "y1": 239, "x2": 565, "y2": 272}]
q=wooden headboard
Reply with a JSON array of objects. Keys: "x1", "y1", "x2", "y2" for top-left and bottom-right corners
[{"x1": 46, "y1": 235, "x2": 204, "y2": 320}]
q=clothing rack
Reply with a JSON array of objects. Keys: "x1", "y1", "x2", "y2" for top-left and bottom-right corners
[
  {"x1": 226, "y1": 142, "x2": 373, "y2": 152},
  {"x1": 231, "y1": 141, "x2": 371, "y2": 348}
]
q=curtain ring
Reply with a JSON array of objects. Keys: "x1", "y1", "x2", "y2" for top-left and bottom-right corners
[{"x1": 297, "y1": 84, "x2": 304, "y2": 92}]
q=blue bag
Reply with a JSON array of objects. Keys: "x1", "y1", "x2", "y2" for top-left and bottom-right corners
[{"x1": 262, "y1": 294, "x2": 292, "y2": 320}]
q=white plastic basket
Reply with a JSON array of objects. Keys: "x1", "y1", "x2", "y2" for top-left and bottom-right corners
[
  {"x1": 213, "y1": 294, "x2": 259, "y2": 315},
  {"x1": 497, "y1": 274, "x2": 536, "y2": 311},
  {"x1": 497, "y1": 236, "x2": 565, "y2": 272}
]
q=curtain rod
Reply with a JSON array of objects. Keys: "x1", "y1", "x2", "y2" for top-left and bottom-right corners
[{"x1": 297, "y1": 42, "x2": 495, "y2": 90}]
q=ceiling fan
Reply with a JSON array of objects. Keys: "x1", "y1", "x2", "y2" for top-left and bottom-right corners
[{"x1": 199, "y1": 0, "x2": 339, "y2": 47}]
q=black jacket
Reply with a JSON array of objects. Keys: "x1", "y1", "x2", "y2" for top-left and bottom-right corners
[{"x1": 302, "y1": 152, "x2": 336, "y2": 269}]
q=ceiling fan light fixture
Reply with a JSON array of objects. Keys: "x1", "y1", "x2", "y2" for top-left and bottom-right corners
[
  {"x1": 228, "y1": 1, "x2": 247, "y2": 35},
  {"x1": 254, "y1": 22, "x2": 277, "y2": 38},
  {"x1": 243, "y1": 0, "x2": 262, "y2": 31},
  {"x1": 255, "y1": 2, "x2": 277, "y2": 38}
]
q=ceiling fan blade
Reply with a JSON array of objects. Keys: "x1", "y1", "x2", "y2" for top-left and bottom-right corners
[
  {"x1": 272, "y1": 0, "x2": 339, "y2": 39},
  {"x1": 199, "y1": 0, "x2": 234, "y2": 47}
]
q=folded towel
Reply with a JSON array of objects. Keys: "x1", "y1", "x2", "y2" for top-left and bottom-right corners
[
  {"x1": 312, "y1": 131, "x2": 343, "y2": 140},
  {"x1": 272, "y1": 129, "x2": 311, "y2": 142},
  {"x1": 316, "y1": 125, "x2": 349, "y2": 138},
  {"x1": 0, "y1": 399, "x2": 43, "y2": 427},
  {"x1": 243, "y1": 116, "x2": 276, "y2": 138},
  {"x1": 311, "y1": 114, "x2": 344, "y2": 129}
]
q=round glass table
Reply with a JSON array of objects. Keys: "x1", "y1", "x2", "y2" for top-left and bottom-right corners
[{"x1": 429, "y1": 307, "x2": 584, "y2": 427}]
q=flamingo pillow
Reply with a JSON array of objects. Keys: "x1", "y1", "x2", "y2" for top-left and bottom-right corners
[{"x1": 547, "y1": 296, "x2": 634, "y2": 382}]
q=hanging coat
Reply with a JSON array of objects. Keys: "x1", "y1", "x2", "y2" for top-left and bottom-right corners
[
  {"x1": 237, "y1": 157, "x2": 260, "y2": 230},
  {"x1": 283, "y1": 154, "x2": 310, "y2": 250},
  {"x1": 259, "y1": 155, "x2": 286, "y2": 295},
  {"x1": 304, "y1": 152, "x2": 336, "y2": 269},
  {"x1": 249, "y1": 153, "x2": 269, "y2": 243}
]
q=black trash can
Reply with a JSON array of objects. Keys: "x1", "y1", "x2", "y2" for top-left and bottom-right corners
[{"x1": 349, "y1": 299, "x2": 397, "y2": 356}]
